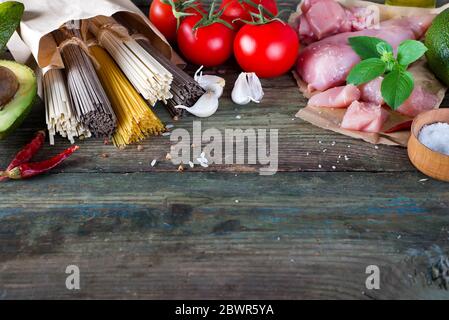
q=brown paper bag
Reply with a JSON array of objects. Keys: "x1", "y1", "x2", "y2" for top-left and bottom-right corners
[
  {"x1": 14, "y1": 0, "x2": 182, "y2": 71},
  {"x1": 291, "y1": 0, "x2": 449, "y2": 147}
]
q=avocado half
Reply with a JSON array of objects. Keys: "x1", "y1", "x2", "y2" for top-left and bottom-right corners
[{"x1": 0, "y1": 60, "x2": 37, "y2": 140}]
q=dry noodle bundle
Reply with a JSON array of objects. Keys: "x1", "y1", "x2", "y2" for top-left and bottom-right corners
[
  {"x1": 137, "y1": 40, "x2": 205, "y2": 119},
  {"x1": 43, "y1": 68, "x2": 91, "y2": 145},
  {"x1": 53, "y1": 26, "x2": 117, "y2": 138},
  {"x1": 89, "y1": 45, "x2": 165, "y2": 147},
  {"x1": 88, "y1": 16, "x2": 173, "y2": 106},
  {"x1": 114, "y1": 16, "x2": 205, "y2": 119}
]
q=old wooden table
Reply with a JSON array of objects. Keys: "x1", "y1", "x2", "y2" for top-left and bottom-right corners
[{"x1": 1, "y1": 0, "x2": 448, "y2": 300}]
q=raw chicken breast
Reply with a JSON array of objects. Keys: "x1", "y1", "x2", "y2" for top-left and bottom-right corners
[
  {"x1": 359, "y1": 77, "x2": 384, "y2": 105},
  {"x1": 297, "y1": 15, "x2": 434, "y2": 92},
  {"x1": 397, "y1": 86, "x2": 439, "y2": 117},
  {"x1": 341, "y1": 101, "x2": 390, "y2": 133},
  {"x1": 307, "y1": 84, "x2": 360, "y2": 108},
  {"x1": 298, "y1": 0, "x2": 377, "y2": 44}
]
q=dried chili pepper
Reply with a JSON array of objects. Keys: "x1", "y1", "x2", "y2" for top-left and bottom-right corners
[
  {"x1": 1, "y1": 145, "x2": 79, "y2": 180},
  {"x1": 384, "y1": 120, "x2": 413, "y2": 134},
  {"x1": 0, "y1": 130, "x2": 46, "y2": 182}
]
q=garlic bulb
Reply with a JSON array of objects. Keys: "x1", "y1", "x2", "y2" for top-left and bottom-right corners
[
  {"x1": 232, "y1": 72, "x2": 264, "y2": 105},
  {"x1": 175, "y1": 91, "x2": 219, "y2": 118},
  {"x1": 194, "y1": 66, "x2": 226, "y2": 98}
]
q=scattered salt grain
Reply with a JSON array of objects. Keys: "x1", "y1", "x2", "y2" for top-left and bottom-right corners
[
  {"x1": 165, "y1": 124, "x2": 174, "y2": 129},
  {"x1": 137, "y1": 145, "x2": 144, "y2": 151},
  {"x1": 236, "y1": 115, "x2": 242, "y2": 120},
  {"x1": 151, "y1": 159, "x2": 157, "y2": 167},
  {"x1": 162, "y1": 132, "x2": 171, "y2": 137},
  {"x1": 332, "y1": 166, "x2": 336, "y2": 170},
  {"x1": 189, "y1": 161, "x2": 194, "y2": 168},
  {"x1": 418, "y1": 122, "x2": 449, "y2": 156},
  {"x1": 235, "y1": 200, "x2": 239, "y2": 203},
  {"x1": 344, "y1": 155, "x2": 350, "y2": 161},
  {"x1": 323, "y1": 149, "x2": 327, "y2": 153},
  {"x1": 419, "y1": 178, "x2": 428, "y2": 182},
  {"x1": 318, "y1": 164, "x2": 322, "y2": 169},
  {"x1": 374, "y1": 145, "x2": 379, "y2": 150},
  {"x1": 331, "y1": 141, "x2": 336, "y2": 146}
]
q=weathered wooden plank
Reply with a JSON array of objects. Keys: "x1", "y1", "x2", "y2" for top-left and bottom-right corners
[
  {"x1": 0, "y1": 172, "x2": 448, "y2": 299},
  {"x1": 0, "y1": 74, "x2": 420, "y2": 174}
]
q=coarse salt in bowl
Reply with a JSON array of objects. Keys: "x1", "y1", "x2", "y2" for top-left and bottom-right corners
[{"x1": 408, "y1": 109, "x2": 449, "y2": 182}]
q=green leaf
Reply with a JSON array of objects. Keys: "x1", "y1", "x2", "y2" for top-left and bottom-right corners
[
  {"x1": 347, "y1": 58, "x2": 386, "y2": 86},
  {"x1": 348, "y1": 36, "x2": 392, "y2": 60},
  {"x1": 381, "y1": 69, "x2": 414, "y2": 110},
  {"x1": 397, "y1": 40, "x2": 428, "y2": 66}
]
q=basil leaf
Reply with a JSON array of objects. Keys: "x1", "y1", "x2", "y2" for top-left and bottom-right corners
[
  {"x1": 381, "y1": 69, "x2": 414, "y2": 110},
  {"x1": 376, "y1": 42, "x2": 394, "y2": 56},
  {"x1": 397, "y1": 40, "x2": 428, "y2": 66},
  {"x1": 348, "y1": 36, "x2": 391, "y2": 60},
  {"x1": 347, "y1": 58, "x2": 386, "y2": 86}
]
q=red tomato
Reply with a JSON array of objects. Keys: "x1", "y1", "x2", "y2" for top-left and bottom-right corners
[
  {"x1": 220, "y1": 0, "x2": 278, "y2": 29},
  {"x1": 149, "y1": 0, "x2": 178, "y2": 43},
  {"x1": 234, "y1": 21, "x2": 299, "y2": 78},
  {"x1": 177, "y1": 15, "x2": 236, "y2": 67},
  {"x1": 149, "y1": 0, "x2": 202, "y2": 43}
]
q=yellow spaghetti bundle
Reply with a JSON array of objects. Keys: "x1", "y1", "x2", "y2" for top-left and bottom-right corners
[{"x1": 90, "y1": 45, "x2": 165, "y2": 147}]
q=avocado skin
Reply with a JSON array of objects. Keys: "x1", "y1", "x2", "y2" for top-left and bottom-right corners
[
  {"x1": 0, "y1": 95, "x2": 36, "y2": 140},
  {"x1": 0, "y1": 1, "x2": 25, "y2": 53},
  {"x1": 425, "y1": 8, "x2": 449, "y2": 87},
  {"x1": 0, "y1": 60, "x2": 37, "y2": 140}
]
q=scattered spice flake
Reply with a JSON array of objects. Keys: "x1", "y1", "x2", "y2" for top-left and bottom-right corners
[
  {"x1": 151, "y1": 159, "x2": 157, "y2": 167},
  {"x1": 103, "y1": 138, "x2": 110, "y2": 145},
  {"x1": 137, "y1": 145, "x2": 144, "y2": 151},
  {"x1": 177, "y1": 165, "x2": 184, "y2": 172},
  {"x1": 162, "y1": 132, "x2": 171, "y2": 137},
  {"x1": 101, "y1": 153, "x2": 109, "y2": 158},
  {"x1": 165, "y1": 153, "x2": 172, "y2": 161},
  {"x1": 165, "y1": 124, "x2": 174, "y2": 129}
]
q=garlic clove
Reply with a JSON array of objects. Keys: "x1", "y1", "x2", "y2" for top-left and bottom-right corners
[
  {"x1": 248, "y1": 73, "x2": 264, "y2": 102},
  {"x1": 232, "y1": 72, "x2": 252, "y2": 105},
  {"x1": 231, "y1": 72, "x2": 264, "y2": 105},
  {"x1": 175, "y1": 91, "x2": 219, "y2": 118},
  {"x1": 194, "y1": 66, "x2": 226, "y2": 98}
]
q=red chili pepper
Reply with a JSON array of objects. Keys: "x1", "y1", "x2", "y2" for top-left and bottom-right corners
[
  {"x1": 2, "y1": 145, "x2": 79, "y2": 180},
  {"x1": 384, "y1": 120, "x2": 413, "y2": 134},
  {"x1": 0, "y1": 130, "x2": 46, "y2": 182}
]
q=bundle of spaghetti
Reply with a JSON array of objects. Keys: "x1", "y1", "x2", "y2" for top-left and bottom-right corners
[
  {"x1": 137, "y1": 39, "x2": 205, "y2": 119},
  {"x1": 43, "y1": 68, "x2": 92, "y2": 145},
  {"x1": 53, "y1": 27, "x2": 117, "y2": 138},
  {"x1": 113, "y1": 16, "x2": 205, "y2": 119},
  {"x1": 89, "y1": 45, "x2": 165, "y2": 147},
  {"x1": 88, "y1": 16, "x2": 173, "y2": 106}
]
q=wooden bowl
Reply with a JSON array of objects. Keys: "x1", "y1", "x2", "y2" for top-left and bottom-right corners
[{"x1": 408, "y1": 109, "x2": 449, "y2": 182}]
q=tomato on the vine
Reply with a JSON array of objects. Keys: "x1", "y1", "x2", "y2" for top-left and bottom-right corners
[
  {"x1": 177, "y1": 4, "x2": 236, "y2": 67},
  {"x1": 149, "y1": 0, "x2": 201, "y2": 43},
  {"x1": 234, "y1": 19, "x2": 299, "y2": 78},
  {"x1": 220, "y1": 0, "x2": 278, "y2": 29}
]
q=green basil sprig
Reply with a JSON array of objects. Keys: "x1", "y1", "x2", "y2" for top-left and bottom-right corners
[{"x1": 346, "y1": 36, "x2": 428, "y2": 110}]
